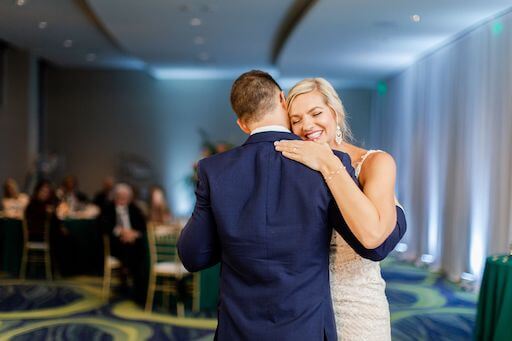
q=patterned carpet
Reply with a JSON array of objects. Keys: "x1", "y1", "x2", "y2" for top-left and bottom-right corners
[
  {"x1": 382, "y1": 259, "x2": 477, "y2": 340},
  {"x1": 0, "y1": 260, "x2": 477, "y2": 340}
]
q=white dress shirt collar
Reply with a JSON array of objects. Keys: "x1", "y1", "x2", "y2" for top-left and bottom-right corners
[{"x1": 250, "y1": 125, "x2": 291, "y2": 135}]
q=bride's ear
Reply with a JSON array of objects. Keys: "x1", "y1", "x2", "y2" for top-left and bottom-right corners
[{"x1": 236, "y1": 118, "x2": 251, "y2": 134}]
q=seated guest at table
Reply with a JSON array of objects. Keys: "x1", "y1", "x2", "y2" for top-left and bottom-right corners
[
  {"x1": 56, "y1": 175, "x2": 89, "y2": 211},
  {"x1": 93, "y1": 176, "x2": 115, "y2": 212},
  {"x1": 100, "y1": 183, "x2": 148, "y2": 304},
  {"x1": 147, "y1": 186, "x2": 173, "y2": 225},
  {"x1": 26, "y1": 180, "x2": 74, "y2": 275},
  {"x1": 2, "y1": 178, "x2": 29, "y2": 219},
  {"x1": 25, "y1": 180, "x2": 58, "y2": 241}
]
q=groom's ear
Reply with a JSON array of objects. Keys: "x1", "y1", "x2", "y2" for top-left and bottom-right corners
[
  {"x1": 236, "y1": 119, "x2": 251, "y2": 134},
  {"x1": 279, "y1": 91, "x2": 288, "y2": 110}
]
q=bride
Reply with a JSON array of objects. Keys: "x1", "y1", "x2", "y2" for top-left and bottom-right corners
[{"x1": 275, "y1": 78, "x2": 406, "y2": 340}]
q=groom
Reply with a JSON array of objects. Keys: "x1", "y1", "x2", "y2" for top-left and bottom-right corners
[{"x1": 178, "y1": 70, "x2": 401, "y2": 340}]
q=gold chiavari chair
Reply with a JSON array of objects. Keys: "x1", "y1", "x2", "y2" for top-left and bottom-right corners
[
  {"x1": 145, "y1": 223, "x2": 196, "y2": 315},
  {"x1": 185, "y1": 270, "x2": 201, "y2": 312},
  {"x1": 102, "y1": 234, "x2": 122, "y2": 300},
  {"x1": 20, "y1": 216, "x2": 52, "y2": 280}
]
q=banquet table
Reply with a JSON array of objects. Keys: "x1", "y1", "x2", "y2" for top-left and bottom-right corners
[
  {"x1": 198, "y1": 263, "x2": 220, "y2": 311},
  {"x1": 475, "y1": 254, "x2": 512, "y2": 341},
  {"x1": 0, "y1": 218, "x2": 24, "y2": 276},
  {"x1": 0, "y1": 217, "x2": 103, "y2": 278},
  {"x1": 59, "y1": 218, "x2": 103, "y2": 276}
]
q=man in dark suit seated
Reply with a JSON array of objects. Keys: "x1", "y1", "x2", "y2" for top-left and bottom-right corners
[
  {"x1": 100, "y1": 183, "x2": 147, "y2": 304},
  {"x1": 178, "y1": 70, "x2": 403, "y2": 340}
]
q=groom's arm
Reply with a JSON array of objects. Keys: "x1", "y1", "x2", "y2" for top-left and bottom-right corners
[
  {"x1": 330, "y1": 203, "x2": 406, "y2": 261},
  {"x1": 329, "y1": 151, "x2": 406, "y2": 261},
  {"x1": 177, "y1": 161, "x2": 221, "y2": 272}
]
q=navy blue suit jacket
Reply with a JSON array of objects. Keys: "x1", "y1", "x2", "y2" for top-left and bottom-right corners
[{"x1": 178, "y1": 132, "x2": 405, "y2": 340}]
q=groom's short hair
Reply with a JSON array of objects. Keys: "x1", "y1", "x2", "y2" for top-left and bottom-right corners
[{"x1": 230, "y1": 70, "x2": 282, "y2": 123}]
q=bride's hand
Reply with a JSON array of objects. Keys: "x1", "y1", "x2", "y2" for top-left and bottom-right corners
[{"x1": 274, "y1": 140, "x2": 334, "y2": 172}]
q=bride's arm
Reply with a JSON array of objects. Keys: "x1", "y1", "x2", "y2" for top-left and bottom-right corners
[{"x1": 275, "y1": 140, "x2": 397, "y2": 249}]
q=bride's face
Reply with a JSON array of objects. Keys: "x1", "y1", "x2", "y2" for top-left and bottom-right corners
[{"x1": 288, "y1": 90, "x2": 337, "y2": 145}]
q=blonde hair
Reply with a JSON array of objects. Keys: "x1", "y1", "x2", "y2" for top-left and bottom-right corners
[{"x1": 287, "y1": 78, "x2": 352, "y2": 142}]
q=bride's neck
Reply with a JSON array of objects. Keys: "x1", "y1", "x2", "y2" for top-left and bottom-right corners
[{"x1": 330, "y1": 141, "x2": 349, "y2": 153}]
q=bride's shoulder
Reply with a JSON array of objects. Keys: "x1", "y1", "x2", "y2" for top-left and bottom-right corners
[{"x1": 359, "y1": 150, "x2": 396, "y2": 180}]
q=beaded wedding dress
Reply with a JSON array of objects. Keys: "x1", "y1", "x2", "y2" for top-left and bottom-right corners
[{"x1": 329, "y1": 150, "x2": 392, "y2": 341}]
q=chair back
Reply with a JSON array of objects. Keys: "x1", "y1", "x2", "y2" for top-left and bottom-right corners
[
  {"x1": 147, "y1": 223, "x2": 181, "y2": 265},
  {"x1": 103, "y1": 234, "x2": 111, "y2": 260},
  {"x1": 23, "y1": 212, "x2": 51, "y2": 245}
]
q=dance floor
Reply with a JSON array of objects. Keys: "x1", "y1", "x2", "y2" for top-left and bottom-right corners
[{"x1": 0, "y1": 259, "x2": 477, "y2": 340}]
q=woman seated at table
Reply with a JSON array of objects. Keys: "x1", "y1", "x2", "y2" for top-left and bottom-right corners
[
  {"x1": 2, "y1": 178, "x2": 29, "y2": 219},
  {"x1": 24, "y1": 180, "x2": 58, "y2": 241},
  {"x1": 147, "y1": 186, "x2": 173, "y2": 225}
]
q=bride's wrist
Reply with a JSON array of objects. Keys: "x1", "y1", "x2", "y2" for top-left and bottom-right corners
[{"x1": 320, "y1": 155, "x2": 344, "y2": 178}]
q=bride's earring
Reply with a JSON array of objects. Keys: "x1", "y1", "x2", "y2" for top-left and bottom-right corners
[{"x1": 335, "y1": 125, "x2": 342, "y2": 145}]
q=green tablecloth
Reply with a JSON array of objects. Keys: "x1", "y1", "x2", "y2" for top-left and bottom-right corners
[
  {"x1": 199, "y1": 263, "x2": 220, "y2": 311},
  {"x1": 60, "y1": 219, "x2": 103, "y2": 276},
  {"x1": 0, "y1": 218, "x2": 24, "y2": 276},
  {"x1": 0, "y1": 218, "x2": 102, "y2": 277},
  {"x1": 475, "y1": 255, "x2": 512, "y2": 341}
]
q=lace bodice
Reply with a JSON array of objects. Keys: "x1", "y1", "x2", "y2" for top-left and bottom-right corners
[{"x1": 329, "y1": 149, "x2": 391, "y2": 340}]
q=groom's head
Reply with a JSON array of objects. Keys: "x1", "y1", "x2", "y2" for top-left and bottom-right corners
[{"x1": 230, "y1": 70, "x2": 290, "y2": 134}]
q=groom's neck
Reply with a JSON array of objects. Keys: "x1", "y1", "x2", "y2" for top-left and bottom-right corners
[{"x1": 246, "y1": 111, "x2": 290, "y2": 133}]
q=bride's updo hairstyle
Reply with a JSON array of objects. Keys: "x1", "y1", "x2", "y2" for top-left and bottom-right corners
[{"x1": 286, "y1": 78, "x2": 352, "y2": 142}]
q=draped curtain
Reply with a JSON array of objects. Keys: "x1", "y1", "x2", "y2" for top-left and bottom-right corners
[{"x1": 370, "y1": 12, "x2": 512, "y2": 280}]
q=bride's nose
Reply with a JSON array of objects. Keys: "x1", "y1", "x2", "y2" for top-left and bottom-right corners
[{"x1": 302, "y1": 116, "x2": 314, "y2": 132}]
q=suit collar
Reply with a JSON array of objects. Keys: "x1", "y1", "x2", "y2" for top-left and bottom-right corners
[{"x1": 242, "y1": 131, "x2": 301, "y2": 145}]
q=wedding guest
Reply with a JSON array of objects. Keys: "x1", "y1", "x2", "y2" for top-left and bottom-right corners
[
  {"x1": 56, "y1": 175, "x2": 89, "y2": 211},
  {"x1": 99, "y1": 183, "x2": 148, "y2": 304},
  {"x1": 2, "y1": 178, "x2": 29, "y2": 219},
  {"x1": 147, "y1": 186, "x2": 172, "y2": 225},
  {"x1": 93, "y1": 176, "x2": 115, "y2": 212},
  {"x1": 25, "y1": 180, "x2": 57, "y2": 241}
]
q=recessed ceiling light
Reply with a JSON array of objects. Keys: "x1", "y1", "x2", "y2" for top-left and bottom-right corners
[
  {"x1": 190, "y1": 17, "x2": 202, "y2": 26},
  {"x1": 198, "y1": 52, "x2": 209, "y2": 61},
  {"x1": 86, "y1": 53, "x2": 96, "y2": 62},
  {"x1": 38, "y1": 21, "x2": 47, "y2": 29},
  {"x1": 411, "y1": 14, "x2": 421, "y2": 23},
  {"x1": 194, "y1": 36, "x2": 205, "y2": 45},
  {"x1": 16, "y1": 0, "x2": 26, "y2": 6},
  {"x1": 63, "y1": 39, "x2": 73, "y2": 48}
]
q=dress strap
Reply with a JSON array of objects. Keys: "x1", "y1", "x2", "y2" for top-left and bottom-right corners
[
  {"x1": 354, "y1": 150, "x2": 382, "y2": 179},
  {"x1": 354, "y1": 150, "x2": 405, "y2": 211}
]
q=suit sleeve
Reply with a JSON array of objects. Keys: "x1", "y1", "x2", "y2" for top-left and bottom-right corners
[
  {"x1": 177, "y1": 161, "x2": 221, "y2": 272},
  {"x1": 328, "y1": 151, "x2": 407, "y2": 261}
]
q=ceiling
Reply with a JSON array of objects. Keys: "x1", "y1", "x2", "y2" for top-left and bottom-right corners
[{"x1": 1, "y1": 0, "x2": 512, "y2": 87}]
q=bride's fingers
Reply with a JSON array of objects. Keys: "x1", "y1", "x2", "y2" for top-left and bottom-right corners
[
  {"x1": 274, "y1": 144, "x2": 285, "y2": 152},
  {"x1": 275, "y1": 143, "x2": 299, "y2": 153},
  {"x1": 275, "y1": 140, "x2": 300, "y2": 147},
  {"x1": 281, "y1": 151, "x2": 301, "y2": 161}
]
